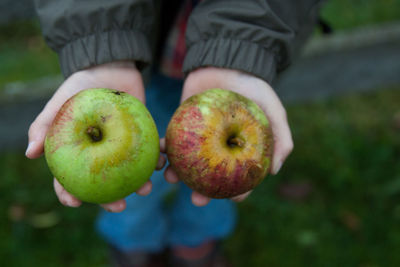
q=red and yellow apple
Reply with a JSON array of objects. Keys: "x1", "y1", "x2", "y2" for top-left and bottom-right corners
[
  {"x1": 166, "y1": 88, "x2": 273, "y2": 198},
  {"x1": 44, "y1": 88, "x2": 159, "y2": 204}
]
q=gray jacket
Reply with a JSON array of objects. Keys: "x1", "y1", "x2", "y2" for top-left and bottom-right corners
[{"x1": 34, "y1": 0, "x2": 323, "y2": 83}]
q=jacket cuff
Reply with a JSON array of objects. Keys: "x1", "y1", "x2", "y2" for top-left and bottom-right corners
[
  {"x1": 183, "y1": 39, "x2": 278, "y2": 84},
  {"x1": 58, "y1": 30, "x2": 152, "y2": 77}
]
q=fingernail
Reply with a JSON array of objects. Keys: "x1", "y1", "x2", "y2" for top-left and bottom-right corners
[
  {"x1": 102, "y1": 206, "x2": 112, "y2": 212},
  {"x1": 156, "y1": 156, "x2": 165, "y2": 170},
  {"x1": 273, "y1": 160, "x2": 283, "y2": 175},
  {"x1": 25, "y1": 141, "x2": 35, "y2": 156},
  {"x1": 67, "y1": 199, "x2": 79, "y2": 207},
  {"x1": 66, "y1": 199, "x2": 74, "y2": 207},
  {"x1": 107, "y1": 205, "x2": 123, "y2": 213}
]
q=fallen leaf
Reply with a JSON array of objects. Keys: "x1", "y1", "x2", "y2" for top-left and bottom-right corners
[
  {"x1": 29, "y1": 211, "x2": 60, "y2": 229},
  {"x1": 393, "y1": 111, "x2": 400, "y2": 130},
  {"x1": 8, "y1": 204, "x2": 25, "y2": 222},
  {"x1": 278, "y1": 181, "x2": 313, "y2": 201},
  {"x1": 340, "y1": 210, "x2": 361, "y2": 231}
]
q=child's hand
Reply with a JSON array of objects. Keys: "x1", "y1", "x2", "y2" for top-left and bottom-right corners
[
  {"x1": 163, "y1": 67, "x2": 294, "y2": 206},
  {"x1": 26, "y1": 61, "x2": 165, "y2": 213}
]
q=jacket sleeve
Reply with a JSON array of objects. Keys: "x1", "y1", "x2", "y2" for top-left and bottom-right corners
[
  {"x1": 34, "y1": 0, "x2": 156, "y2": 77},
  {"x1": 184, "y1": 0, "x2": 323, "y2": 83}
]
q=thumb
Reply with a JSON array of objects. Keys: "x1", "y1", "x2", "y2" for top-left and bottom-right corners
[
  {"x1": 26, "y1": 89, "x2": 71, "y2": 158},
  {"x1": 26, "y1": 103, "x2": 57, "y2": 158}
]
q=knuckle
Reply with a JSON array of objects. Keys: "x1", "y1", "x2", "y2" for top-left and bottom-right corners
[
  {"x1": 28, "y1": 122, "x2": 37, "y2": 138},
  {"x1": 280, "y1": 107, "x2": 288, "y2": 119},
  {"x1": 284, "y1": 141, "x2": 294, "y2": 155},
  {"x1": 58, "y1": 196, "x2": 69, "y2": 206},
  {"x1": 277, "y1": 140, "x2": 294, "y2": 158}
]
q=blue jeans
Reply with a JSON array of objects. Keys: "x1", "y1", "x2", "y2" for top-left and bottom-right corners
[{"x1": 96, "y1": 73, "x2": 237, "y2": 252}]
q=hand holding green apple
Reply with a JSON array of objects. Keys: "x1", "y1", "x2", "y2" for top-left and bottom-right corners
[
  {"x1": 164, "y1": 67, "x2": 294, "y2": 206},
  {"x1": 45, "y1": 88, "x2": 160, "y2": 204},
  {"x1": 26, "y1": 61, "x2": 166, "y2": 212}
]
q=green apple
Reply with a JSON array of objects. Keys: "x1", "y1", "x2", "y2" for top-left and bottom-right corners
[
  {"x1": 166, "y1": 88, "x2": 273, "y2": 198},
  {"x1": 44, "y1": 88, "x2": 159, "y2": 204}
]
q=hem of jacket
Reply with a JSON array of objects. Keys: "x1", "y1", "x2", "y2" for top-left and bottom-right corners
[
  {"x1": 58, "y1": 30, "x2": 152, "y2": 78},
  {"x1": 182, "y1": 39, "x2": 278, "y2": 84}
]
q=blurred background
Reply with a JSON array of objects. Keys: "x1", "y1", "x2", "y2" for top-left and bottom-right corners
[{"x1": 1, "y1": 0, "x2": 400, "y2": 266}]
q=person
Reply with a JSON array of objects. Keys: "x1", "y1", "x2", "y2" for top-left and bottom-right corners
[{"x1": 26, "y1": 0, "x2": 322, "y2": 266}]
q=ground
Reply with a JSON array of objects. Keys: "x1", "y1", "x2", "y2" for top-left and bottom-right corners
[
  {"x1": 225, "y1": 87, "x2": 400, "y2": 266},
  {"x1": 2, "y1": 87, "x2": 400, "y2": 266},
  {"x1": 1, "y1": 0, "x2": 400, "y2": 266}
]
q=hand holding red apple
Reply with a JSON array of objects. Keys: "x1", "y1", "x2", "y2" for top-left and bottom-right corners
[
  {"x1": 26, "y1": 61, "x2": 166, "y2": 213},
  {"x1": 163, "y1": 67, "x2": 294, "y2": 206}
]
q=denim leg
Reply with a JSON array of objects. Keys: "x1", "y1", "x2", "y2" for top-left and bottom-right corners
[
  {"x1": 96, "y1": 73, "x2": 237, "y2": 251},
  {"x1": 168, "y1": 183, "x2": 237, "y2": 247},
  {"x1": 96, "y1": 74, "x2": 182, "y2": 252},
  {"x1": 144, "y1": 74, "x2": 183, "y2": 138},
  {"x1": 96, "y1": 173, "x2": 172, "y2": 252}
]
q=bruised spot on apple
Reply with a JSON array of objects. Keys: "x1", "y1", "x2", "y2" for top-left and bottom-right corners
[
  {"x1": 166, "y1": 88, "x2": 273, "y2": 198},
  {"x1": 44, "y1": 88, "x2": 159, "y2": 204}
]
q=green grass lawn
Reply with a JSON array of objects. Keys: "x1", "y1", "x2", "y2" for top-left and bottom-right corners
[
  {"x1": 0, "y1": 21, "x2": 60, "y2": 89},
  {"x1": 0, "y1": 154, "x2": 108, "y2": 266},
  {"x1": 321, "y1": 0, "x2": 400, "y2": 30},
  {"x1": 1, "y1": 87, "x2": 400, "y2": 266},
  {"x1": 1, "y1": 0, "x2": 400, "y2": 265},
  {"x1": 225, "y1": 87, "x2": 400, "y2": 267}
]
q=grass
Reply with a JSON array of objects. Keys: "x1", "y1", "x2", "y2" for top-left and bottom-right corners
[
  {"x1": 1, "y1": 87, "x2": 400, "y2": 266},
  {"x1": 320, "y1": 0, "x2": 400, "y2": 30},
  {"x1": 0, "y1": 21, "x2": 60, "y2": 89},
  {"x1": 1, "y1": 0, "x2": 400, "y2": 265},
  {"x1": 225, "y1": 87, "x2": 400, "y2": 267},
  {"x1": 0, "y1": 152, "x2": 108, "y2": 266}
]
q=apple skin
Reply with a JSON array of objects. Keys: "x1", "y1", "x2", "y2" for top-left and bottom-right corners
[
  {"x1": 166, "y1": 88, "x2": 273, "y2": 199},
  {"x1": 44, "y1": 88, "x2": 159, "y2": 204}
]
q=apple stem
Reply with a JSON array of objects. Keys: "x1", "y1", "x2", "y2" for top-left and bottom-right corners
[
  {"x1": 227, "y1": 136, "x2": 245, "y2": 148},
  {"x1": 87, "y1": 126, "x2": 102, "y2": 142}
]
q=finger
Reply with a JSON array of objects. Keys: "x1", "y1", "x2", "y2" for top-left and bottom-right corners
[
  {"x1": 231, "y1": 191, "x2": 252, "y2": 202},
  {"x1": 164, "y1": 165, "x2": 179, "y2": 184},
  {"x1": 156, "y1": 153, "x2": 166, "y2": 170},
  {"x1": 25, "y1": 140, "x2": 43, "y2": 159},
  {"x1": 26, "y1": 89, "x2": 71, "y2": 159},
  {"x1": 159, "y1": 137, "x2": 166, "y2": 153},
  {"x1": 136, "y1": 181, "x2": 152, "y2": 196},
  {"x1": 101, "y1": 199, "x2": 127, "y2": 213},
  {"x1": 26, "y1": 108, "x2": 54, "y2": 159},
  {"x1": 191, "y1": 191, "x2": 211, "y2": 207},
  {"x1": 269, "y1": 110, "x2": 293, "y2": 175},
  {"x1": 53, "y1": 178, "x2": 81, "y2": 207},
  {"x1": 260, "y1": 90, "x2": 294, "y2": 175}
]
